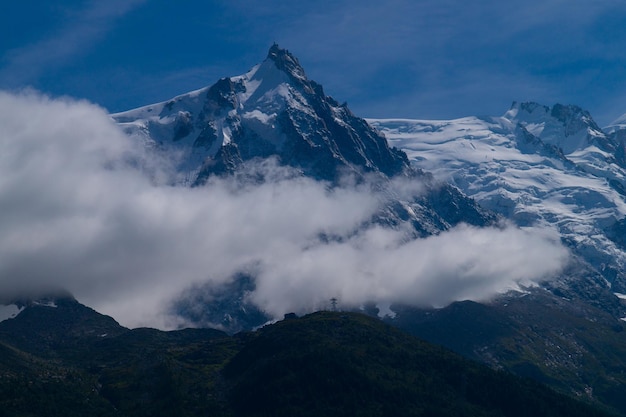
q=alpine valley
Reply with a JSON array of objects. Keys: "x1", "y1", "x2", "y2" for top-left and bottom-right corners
[{"x1": 3, "y1": 45, "x2": 626, "y2": 415}]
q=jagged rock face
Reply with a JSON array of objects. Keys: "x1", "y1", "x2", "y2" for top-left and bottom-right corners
[{"x1": 114, "y1": 45, "x2": 409, "y2": 185}]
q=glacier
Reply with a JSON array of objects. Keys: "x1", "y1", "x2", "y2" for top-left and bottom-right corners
[{"x1": 370, "y1": 101, "x2": 626, "y2": 294}]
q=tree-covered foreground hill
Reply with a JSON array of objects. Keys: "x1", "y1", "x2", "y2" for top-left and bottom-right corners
[{"x1": 0, "y1": 298, "x2": 616, "y2": 416}]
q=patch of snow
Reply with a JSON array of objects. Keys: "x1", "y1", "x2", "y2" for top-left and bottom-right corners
[
  {"x1": 222, "y1": 126, "x2": 232, "y2": 145},
  {"x1": 0, "y1": 304, "x2": 23, "y2": 322},
  {"x1": 243, "y1": 110, "x2": 275, "y2": 125},
  {"x1": 32, "y1": 300, "x2": 57, "y2": 308},
  {"x1": 524, "y1": 122, "x2": 545, "y2": 137}
]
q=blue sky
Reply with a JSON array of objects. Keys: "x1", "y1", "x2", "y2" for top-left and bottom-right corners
[{"x1": 3, "y1": 0, "x2": 626, "y2": 125}]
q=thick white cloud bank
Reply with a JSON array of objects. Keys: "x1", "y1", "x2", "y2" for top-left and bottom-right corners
[{"x1": 0, "y1": 91, "x2": 570, "y2": 329}]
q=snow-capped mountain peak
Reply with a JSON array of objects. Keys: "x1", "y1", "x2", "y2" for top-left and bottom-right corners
[
  {"x1": 113, "y1": 44, "x2": 410, "y2": 184},
  {"x1": 111, "y1": 46, "x2": 495, "y2": 243}
]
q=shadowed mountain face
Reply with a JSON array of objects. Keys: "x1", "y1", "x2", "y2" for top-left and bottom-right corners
[{"x1": 0, "y1": 299, "x2": 615, "y2": 417}]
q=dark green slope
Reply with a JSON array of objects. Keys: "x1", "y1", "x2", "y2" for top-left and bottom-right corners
[
  {"x1": 91, "y1": 327, "x2": 238, "y2": 417},
  {"x1": 223, "y1": 312, "x2": 612, "y2": 417},
  {"x1": 390, "y1": 292, "x2": 626, "y2": 415},
  {"x1": 0, "y1": 340, "x2": 118, "y2": 417},
  {"x1": 0, "y1": 301, "x2": 616, "y2": 417},
  {"x1": 0, "y1": 298, "x2": 237, "y2": 417}
]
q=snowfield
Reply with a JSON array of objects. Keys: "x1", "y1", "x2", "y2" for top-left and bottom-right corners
[{"x1": 369, "y1": 102, "x2": 626, "y2": 291}]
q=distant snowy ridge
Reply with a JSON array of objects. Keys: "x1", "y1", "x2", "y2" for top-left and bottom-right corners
[{"x1": 369, "y1": 101, "x2": 626, "y2": 293}]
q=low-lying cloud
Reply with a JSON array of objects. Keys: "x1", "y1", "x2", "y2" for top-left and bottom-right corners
[{"x1": 0, "y1": 91, "x2": 569, "y2": 328}]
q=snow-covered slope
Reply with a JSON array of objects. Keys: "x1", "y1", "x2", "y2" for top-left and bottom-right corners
[{"x1": 370, "y1": 102, "x2": 626, "y2": 292}]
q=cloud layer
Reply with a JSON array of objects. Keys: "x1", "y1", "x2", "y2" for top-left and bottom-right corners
[{"x1": 0, "y1": 92, "x2": 569, "y2": 328}]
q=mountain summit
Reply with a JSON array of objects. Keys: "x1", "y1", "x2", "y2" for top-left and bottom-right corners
[
  {"x1": 266, "y1": 43, "x2": 308, "y2": 83},
  {"x1": 114, "y1": 44, "x2": 409, "y2": 184},
  {"x1": 113, "y1": 45, "x2": 493, "y2": 235}
]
